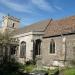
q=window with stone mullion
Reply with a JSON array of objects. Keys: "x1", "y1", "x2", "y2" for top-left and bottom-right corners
[
  {"x1": 50, "y1": 42, "x2": 53, "y2": 53},
  {"x1": 50, "y1": 39, "x2": 55, "y2": 53}
]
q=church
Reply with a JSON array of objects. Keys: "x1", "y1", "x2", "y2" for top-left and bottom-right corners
[{"x1": 0, "y1": 15, "x2": 75, "y2": 67}]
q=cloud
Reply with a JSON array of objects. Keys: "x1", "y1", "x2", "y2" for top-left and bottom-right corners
[
  {"x1": 0, "y1": 12, "x2": 6, "y2": 27},
  {"x1": 31, "y1": 0, "x2": 63, "y2": 12},
  {"x1": 0, "y1": 0, "x2": 62, "y2": 14},
  {"x1": 31, "y1": 0, "x2": 54, "y2": 12},
  {"x1": 54, "y1": 5, "x2": 63, "y2": 10},
  {"x1": 0, "y1": 0, "x2": 33, "y2": 13},
  {"x1": 0, "y1": 12, "x2": 6, "y2": 20}
]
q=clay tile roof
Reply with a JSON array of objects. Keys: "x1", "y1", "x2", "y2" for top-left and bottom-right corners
[
  {"x1": 13, "y1": 20, "x2": 51, "y2": 35},
  {"x1": 13, "y1": 16, "x2": 75, "y2": 37},
  {"x1": 44, "y1": 16, "x2": 75, "y2": 37}
]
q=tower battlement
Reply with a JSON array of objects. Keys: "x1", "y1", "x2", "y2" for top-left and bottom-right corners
[
  {"x1": 3, "y1": 15, "x2": 20, "y2": 22},
  {"x1": 2, "y1": 15, "x2": 20, "y2": 32}
]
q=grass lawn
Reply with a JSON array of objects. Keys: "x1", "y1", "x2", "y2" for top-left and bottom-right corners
[
  {"x1": 24, "y1": 64, "x2": 36, "y2": 73},
  {"x1": 25, "y1": 66, "x2": 59, "y2": 75},
  {"x1": 64, "y1": 68, "x2": 75, "y2": 75}
]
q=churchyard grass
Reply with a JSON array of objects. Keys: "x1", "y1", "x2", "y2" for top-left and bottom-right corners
[{"x1": 63, "y1": 67, "x2": 75, "y2": 75}]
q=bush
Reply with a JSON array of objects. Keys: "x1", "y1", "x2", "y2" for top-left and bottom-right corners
[
  {"x1": 25, "y1": 60, "x2": 36, "y2": 65},
  {"x1": 70, "y1": 60, "x2": 75, "y2": 66},
  {"x1": 0, "y1": 57, "x2": 24, "y2": 75}
]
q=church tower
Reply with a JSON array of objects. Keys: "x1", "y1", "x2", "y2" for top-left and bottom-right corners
[{"x1": 2, "y1": 15, "x2": 20, "y2": 32}]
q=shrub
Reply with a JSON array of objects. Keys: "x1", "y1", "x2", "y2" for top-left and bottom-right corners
[
  {"x1": 0, "y1": 57, "x2": 24, "y2": 75},
  {"x1": 25, "y1": 60, "x2": 36, "y2": 65}
]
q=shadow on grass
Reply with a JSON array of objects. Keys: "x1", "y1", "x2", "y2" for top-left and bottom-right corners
[{"x1": 0, "y1": 56, "x2": 24, "y2": 75}]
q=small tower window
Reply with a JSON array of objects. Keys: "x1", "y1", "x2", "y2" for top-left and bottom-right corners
[{"x1": 12, "y1": 23, "x2": 15, "y2": 27}]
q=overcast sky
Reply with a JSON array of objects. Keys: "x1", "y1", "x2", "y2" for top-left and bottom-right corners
[{"x1": 0, "y1": 0, "x2": 75, "y2": 27}]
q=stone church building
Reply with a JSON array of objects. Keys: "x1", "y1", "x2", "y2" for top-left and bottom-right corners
[{"x1": 0, "y1": 15, "x2": 75, "y2": 67}]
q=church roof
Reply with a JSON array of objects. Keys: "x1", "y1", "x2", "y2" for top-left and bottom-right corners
[
  {"x1": 44, "y1": 16, "x2": 75, "y2": 37},
  {"x1": 13, "y1": 20, "x2": 51, "y2": 35},
  {"x1": 13, "y1": 16, "x2": 75, "y2": 37}
]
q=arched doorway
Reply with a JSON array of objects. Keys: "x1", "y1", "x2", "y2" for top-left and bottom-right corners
[{"x1": 35, "y1": 39, "x2": 41, "y2": 56}]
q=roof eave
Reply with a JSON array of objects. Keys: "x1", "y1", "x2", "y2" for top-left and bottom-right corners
[{"x1": 43, "y1": 32, "x2": 75, "y2": 38}]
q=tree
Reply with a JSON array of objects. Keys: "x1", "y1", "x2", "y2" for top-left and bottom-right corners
[
  {"x1": 0, "y1": 30, "x2": 19, "y2": 63},
  {"x1": 0, "y1": 30, "x2": 24, "y2": 75}
]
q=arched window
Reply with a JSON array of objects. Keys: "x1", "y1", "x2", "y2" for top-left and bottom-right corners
[
  {"x1": 50, "y1": 39, "x2": 55, "y2": 53},
  {"x1": 20, "y1": 41, "x2": 26, "y2": 58}
]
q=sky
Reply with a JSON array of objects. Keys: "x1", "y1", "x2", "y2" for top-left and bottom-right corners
[{"x1": 0, "y1": 0, "x2": 75, "y2": 27}]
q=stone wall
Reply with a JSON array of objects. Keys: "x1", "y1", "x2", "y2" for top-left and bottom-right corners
[
  {"x1": 65, "y1": 35, "x2": 75, "y2": 66},
  {"x1": 14, "y1": 31, "x2": 44, "y2": 63},
  {"x1": 41, "y1": 34, "x2": 75, "y2": 67},
  {"x1": 17, "y1": 32, "x2": 33, "y2": 62}
]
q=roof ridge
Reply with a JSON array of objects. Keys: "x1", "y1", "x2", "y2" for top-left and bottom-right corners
[
  {"x1": 43, "y1": 18, "x2": 53, "y2": 32},
  {"x1": 54, "y1": 15, "x2": 75, "y2": 22}
]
